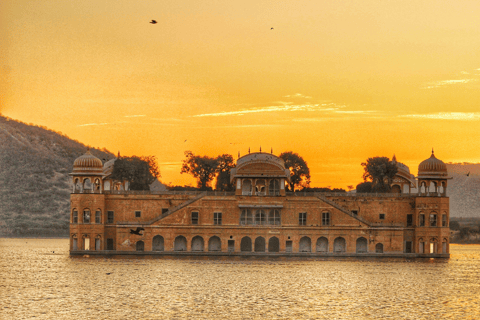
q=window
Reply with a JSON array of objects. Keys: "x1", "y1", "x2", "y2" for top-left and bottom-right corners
[
  {"x1": 107, "y1": 211, "x2": 114, "y2": 224},
  {"x1": 135, "y1": 211, "x2": 141, "y2": 218},
  {"x1": 442, "y1": 214, "x2": 447, "y2": 227},
  {"x1": 379, "y1": 213, "x2": 385, "y2": 220},
  {"x1": 255, "y1": 210, "x2": 266, "y2": 225},
  {"x1": 240, "y1": 209, "x2": 253, "y2": 225},
  {"x1": 351, "y1": 210, "x2": 358, "y2": 216},
  {"x1": 95, "y1": 210, "x2": 101, "y2": 224},
  {"x1": 72, "y1": 210, "x2": 78, "y2": 223},
  {"x1": 268, "y1": 209, "x2": 281, "y2": 225},
  {"x1": 214, "y1": 212, "x2": 222, "y2": 225},
  {"x1": 430, "y1": 214, "x2": 437, "y2": 227},
  {"x1": 322, "y1": 212, "x2": 330, "y2": 226},
  {"x1": 419, "y1": 214, "x2": 425, "y2": 227},
  {"x1": 299, "y1": 212, "x2": 307, "y2": 226},
  {"x1": 405, "y1": 241, "x2": 412, "y2": 253},
  {"x1": 191, "y1": 211, "x2": 199, "y2": 224},
  {"x1": 83, "y1": 210, "x2": 90, "y2": 223},
  {"x1": 162, "y1": 208, "x2": 169, "y2": 215},
  {"x1": 269, "y1": 180, "x2": 280, "y2": 196},
  {"x1": 106, "y1": 239, "x2": 114, "y2": 250},
  {"x1": 406, "y1": 214, "x2": 413, "y2": 227}
]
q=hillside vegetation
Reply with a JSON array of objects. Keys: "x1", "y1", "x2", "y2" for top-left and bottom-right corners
[{"x1": 0, "y1": 115, "x2": 114, "y2": 237}]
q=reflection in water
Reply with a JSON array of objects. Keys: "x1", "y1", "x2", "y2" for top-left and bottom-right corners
[{"x1": 1, "y1": 239, "x2": 480, "y2": 319}]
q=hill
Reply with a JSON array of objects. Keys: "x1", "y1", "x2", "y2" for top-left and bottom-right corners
[
  {"x1": 447, "y1": 163, "x2": 480, "y2": 218},
  {"x1": 0, "y1": 115, "x2": 114, "y2": 237}
]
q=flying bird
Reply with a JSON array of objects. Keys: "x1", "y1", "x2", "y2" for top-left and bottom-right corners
[
  {"x1": 150, "y1": 20, "x2": 157, "y2": 24},
  {"x1": 271, "y1": 27, "x2": 274, "y2": 30},
  {"x1": 466, "y1": 172, "x2": 470, "y2": 177},
  {"x1": 130, "y1": 227, "x2": 145, "y2": 235}
]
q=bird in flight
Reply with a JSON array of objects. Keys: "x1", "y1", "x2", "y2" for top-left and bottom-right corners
[
  {"x1": 271, "y1": 27, "x2": 274, "y2": 30},
  {"x1": 150, "y1": 20, "x2": 157, "y2": 24},
  {"x1": 130, "y1": 227, "x2": 145, "y2": 235},
  {"x1": 466, "y1": 172, "x2": 470, "y2": 177}
]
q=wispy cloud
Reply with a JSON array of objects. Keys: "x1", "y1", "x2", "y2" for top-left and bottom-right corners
[
  {"x1": 335, "y1": 110, "x2": 377, "y2": 114},
  {"x1": 283, "y1": 93, "x2": 312, "y2": 99},
  {"x1": 461, "y1": 71, "x2": 470, "y2": 75},
  {"x1": 124, "y1": 115, "x2": 146, "y2": 118},
  {"x1": 400, "y1": 112, "x2": 480, "y2": 120},
  {"x1": 423, "y1": 79, "x2": 476, "y2": 89},
  {"x1": 192, "y1": 103, "x2": 344, "y2": 117}
]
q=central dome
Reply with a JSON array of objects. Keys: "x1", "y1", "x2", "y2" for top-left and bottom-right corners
[
  {"x1": 73, "y1": 150, "x2": 103, "y2": 174},
  {"x1": 417, "y1": 151, "x2": 447, "y2": 178}
]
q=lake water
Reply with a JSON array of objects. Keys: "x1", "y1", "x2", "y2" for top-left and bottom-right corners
[{"x1": 1, "y1": 239, "x2": 480, "y2": 319}]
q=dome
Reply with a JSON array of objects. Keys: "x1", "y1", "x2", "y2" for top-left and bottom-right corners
[
  {"x1": 417, "y1": 151, "x2": 448, "y2": 178},
  {"x1": 230, "y1": 152, "x2": 291, "y2": 183},
  {"x1": 72, "y1": 150, "x2": 103, "y2": 174}
]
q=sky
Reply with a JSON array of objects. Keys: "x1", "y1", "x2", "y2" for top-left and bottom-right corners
[{"x1": 2, "y1": 1, "x2": 480, "y2": 188}]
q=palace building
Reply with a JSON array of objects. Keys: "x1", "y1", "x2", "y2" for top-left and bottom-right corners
[{"x1": 69, "y1": 150, "x2": 450, "y2": 257}]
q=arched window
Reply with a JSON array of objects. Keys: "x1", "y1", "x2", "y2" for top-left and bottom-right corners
[
  {"x1": 74, "y1": 178, "x2": 82, "y2": 193},
  {"x1": 240, "y1": 237, "x2": 252, "y2": 252},
  {"x1": 429, "y1": 181, "x2": 437, "y2": 193},
  {"x1": 430, "y1": 238, "x2": 438, "y2": 254},
  {"x1": 255, "y1": 179, "x2": 266, "y2": 196},
  {"x1": 83, "y1": 236, "x2": 90, "y2": 250},
  {"x1": 255, "y1": 210, "x2": 266, "y2": 225},
  {"x1": 299, "y1": 236, "x2": 311, "y2": 252},
  {"x1": 269, "y1": 180, "x2": 280, "y2": 196},
  {"x1": 418, "y1": 238, "x2": 425, "y2": 253},
  {"x1": 136, "y1": 241, "x2": 144, "y2": 251},
  {"x1": 442, "y1": 238, "x2": 448, "y2": 253},
  {"x1": 242, "y1": 180, "x2": 252, "y2": 195},
  {"x1": 391, "y1": 185, "x2": 401, "y2": 193},
  {"x1": 430, "y1": 213, "x2": 437, "y2": 227},
  {"x1": 240, "y1": 209, "x2": 253, "y2": 225},
  {"x1": 152, "y1": 235, "x2": 164, "y2": 251},
  {"x1": 72, "y1": 209, "x2": 78, "y2": 223},
  {"x1": 316, "y1": 237, "x2": 328, "y2": 252},
  {"x1": 95, "y1": 210, "x2": 101, "y2": 224},
  {"x1": 174, "y1": 236, "x2": 187, "y2": 251},
  {"x1": 254, "y1": 237, "x2": 266, "y2": 252},
  {"x1": 104, "y1": 180, "x2": 111, "y2": 191},
  {"x1": 83, "y1": 209, "x2": 91, "y2": 223},
  {"x1": 268, "y1": 209, "x2": 281, "y2": 225},
  {"x1": 94, "y1": 178, "x2": 101, "y2": 192},
  {"x1": 356, "y1": 237, "x2": 368, "y2": 253},
  {"x1": 268, "y1": 237, "x2": 279, "y2": 252},
  {"x1": 72, "y1": 236, "x2": 78, "y2": 250},
  {"x1": 208, "y1": 236, "x2": 221, "y2": 251},
  {"x1": 83, "y1": 178, "x2": 92, "y2": 191},
  {"x1": 375, "y1": 243, "x2": 383, "y2": 253},
  {"x1": 95, "y1": 236, "x2": 101, "y2": 250},
  {"x1": 191, "y1": 236, "x2": 204, "y2": 251},
  {"x1": 334, "y1": 237, "x2": 346, "y2": 253}
]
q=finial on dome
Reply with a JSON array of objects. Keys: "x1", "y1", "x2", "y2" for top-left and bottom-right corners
[
  {"x1": 432, "y1": 148, "x2": 434, "y2": 154},
  {"x1": 117, "y1": 151, "x2": 121, "y2": 158},
  {"x1": 260, "y1": 146, "x2": 262, "y2": 152},
  {"x1": 271, "y1": 147, "x2": 273, "y2": 154},
  {"x1": 248, "y1": 147, "x2": 250, "y2": 154},
  {"x1": 238, "y1": 151, "x2": 240, "y2": 159},
  {"x1": 392, "y1": 154, "x2": 397, "y2": 162}
]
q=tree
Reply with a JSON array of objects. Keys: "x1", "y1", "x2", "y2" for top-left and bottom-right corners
[
  {"x1": 356, "y1": 182, "x2": 373, "y2": 193},
  {"x1": 449, "y1": 221, "x2": 460, "y2": 231},
  {"x1": 279, "y1": 151, "x2": 311, "y2": 191},
  {"x1": 110, "y1": 155, "x2": 160, "y2": 191},
  {"x1": 215, "y1": 154, "x2": 235, "y2": 191},
  {"x1": 181, "y1": 151, "x2": 219, "y2": 190},
  {"x1": 361, "y1": 156, "x2": 397, "y2": 193}
]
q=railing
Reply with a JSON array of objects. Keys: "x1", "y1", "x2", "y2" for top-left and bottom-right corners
[{"x1": 286, "y1": 192, "x2": 418, "y2": 198}]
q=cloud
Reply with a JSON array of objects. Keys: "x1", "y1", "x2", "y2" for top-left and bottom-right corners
[
  {"x1": 423, "y1": 79, "x2": 476, "y2": 89},
  {"x1": 335, "y1": 110, "x2": 377, "y2": 114},
  {"x1": 192, "y1": 103, "x2": 344, "y2": 117},
  {"x1": 461, "y1": 71, "x2": 470, "y2": 75},
  {"x1": 124, "y1": 115, "x2": 146, "y2": 118},
  {"x1": 400, "y1": 112, "x2": 480, "y2": 120},
  {"x1": 283, "y1": 93, "x2": 312, "y2": 99},
  {"x1": 77, "y1": 122, "x2": 110, "y2": 127}
]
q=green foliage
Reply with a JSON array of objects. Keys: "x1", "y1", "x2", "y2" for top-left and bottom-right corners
[
  {"x1": 110, "y1": 156, "x2": 160, "y2": 191},
  {"x1": 449, "y1": 221, "x2": 460, "y2": 231},
  {"x1": 303, "y1": 187, "x2": 346, "y2": 193},
  {"x1": 279, "y1": 151, "x2": 311, "y2": 191},
  {"x1": 215, "y1": 154, "x2": 235, "y2": 191},
  {"x1": 356, "y1": 182, "x2": 373, "y2": 193},
  {"x1": 181, "y1": 151, "x2": 219, "y2": 190},
  {"x1": 361, "y1": 156, "x2": 397, "y2": 193}
]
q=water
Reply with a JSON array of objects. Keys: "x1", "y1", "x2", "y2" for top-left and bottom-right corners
[{"x1": 1, "y1": 239, "x2": 480, "y2": 319}]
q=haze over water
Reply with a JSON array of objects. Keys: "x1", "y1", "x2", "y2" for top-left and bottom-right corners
[{"x1": 1, "y1": 239, "x2": 480, "y2": 319}]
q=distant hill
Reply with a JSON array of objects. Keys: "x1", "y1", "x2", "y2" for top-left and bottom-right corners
[
  {"x1": 447, "y1": 163, "x2": 480, "y2": 218},
  {"x1": 0, "y1": 115, "x2": 115, "y2": 237}
]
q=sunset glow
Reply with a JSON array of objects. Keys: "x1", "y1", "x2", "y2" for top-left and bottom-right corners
[{"x1": 2, "y1": 1, "x2": 480, "y2": 188}]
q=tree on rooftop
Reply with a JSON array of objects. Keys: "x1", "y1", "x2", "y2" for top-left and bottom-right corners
[
  {"x1": 181, "y1": 151, "x2": 219, "y2": 190},
  {"x1": 110, "y1": 155, "x2": 160, "y2": 191},
  {"x1": 361, "y1": 156, "x2": 397, "y2": 193},
  {"x1": 215, "y1": 154, "x2": 235, "y2": 191},
  {"x1": 279, "y1": 151, "x2": 311, "y2": 191}
]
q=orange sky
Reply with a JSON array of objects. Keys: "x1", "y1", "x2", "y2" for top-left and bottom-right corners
[{"x1": 2, "y1": 1, "x2": 480, "y2": 188}]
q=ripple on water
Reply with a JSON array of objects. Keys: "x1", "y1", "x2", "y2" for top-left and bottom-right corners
[{"x1": 1, "y1": 240, "x2": 480, "y2": 319}]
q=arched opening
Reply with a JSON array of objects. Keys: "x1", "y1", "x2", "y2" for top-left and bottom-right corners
[
  {"x1": 429, "y1": 181, "x2": 437, "y2": 193},
  {"x1": 72, "y1": 237, "x2": 78, "y2": 250},
  {"x1": 255, "y1": 210, "x2": 266, "y2": 225},
  {"x1": 242, "y1": 180, "x2": 252, "y2": 195},
  {"x1": 391, "y1": 185, "x2": 401, "y2": 193},
  {"x1": 420, "y1": 182, "x2": 426, "y2": 194},
  {"x1": 174, "y1": 236, "x2": 187, "y2": 251},
  {"x1": 152, "y1": 235, "x2": 164, "y2": 251},
  {"x1": 95, "y1": 237, "x2": 101, "y2": 250},
  {"x1": 441, "y1": 182, "x2": 446, "y2": 196},
  {"x1": 269, "y1": 179, "x2": 280, "y2": 196},
  {"x1": 191, "y1": 236, "x2": 204, "y2": 251},
  {"x1": 334, "y1": 237, "x2": 346, "y2": 253},
  {"x1": 403, "y1": 184, "x2": 410, "y2": 194},
  {"x1": 208, "y1": 236, "x2": 221, "y2": 251},
  {"x1": 430, "y1": 238, "x2": 437, "y2": 254},
  {"x1": 356, "y1": 237, "x2": 368, "y2": 253},
  {"x1": 442, "y1": 238, "x2": 448, "y2": 253},
  {"x1": 240, "y1": 237, "x2": 252, "y2": 252},
  {"x1": 254, "y1": 237, "x2": 266, "y2": 252},
  {"x1": 104, "y1": 180, "x2": 111, "y2": 191},
  {"x1": 418, "y1": 238, "x2": 425, "y2": 253},
  {"x1": 268, "y1": 209, "x2": 281, "y2": 225},
  {"x1": 240, "y1": 209, "x2": 253, "y2": 225},
  {"x1": 94, "y1": 178, "x2": 101, "y2": 192},
  {"x1": 255, "y1": 179, "x2": 266, "y2": 196},
  {"x1": 74, "y1": 178, "x2": 82, "y2": 193},
  {"x1": 136, "y1": 241, "x2": 144, "y2": 251},
  {"x1": 83, "y1": 178, "x2": 92, "y2": 191},
  {"x1": 268, "y1": 237, "x2": 279, "y2": 252},
  {"x1": 299, "y1": 236, "x2": 311, "y2": 252},
  {"x1": 316, "y1": 237, "x2": 328, "y2": 252},
  {"x1": 83, "y1": 237, "x2": 90, "y2": 250},
  {"x1": 375, "y1": 243, "x2": 383, "y2": 253},
  {"x1": 83, "y1": 209, "x2": 91, "y2": 223}
]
